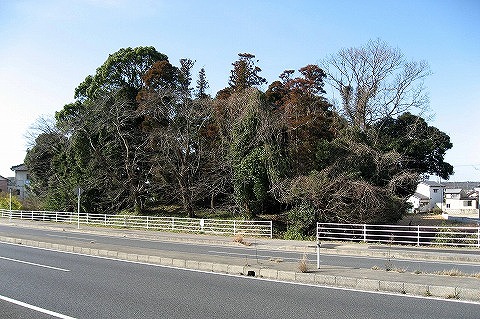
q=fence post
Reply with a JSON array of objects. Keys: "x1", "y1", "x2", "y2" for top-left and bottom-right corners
[
  {"x1": 104, "y1": 214, "x2": 107, "y2": 226},
  {"x1": 171, "y1": 217, "x2": 175, "y2": 230},
  {"x1": 146, "y1": 216, "x2": 149, "y2": 229},
  {"x1": 233, "y1": 220, "x2": 236, "y2": 235},
  {"x1": 316, "y1": 239, "x2": 321, "y2": 269},
  {"x1": 270, "y1": 221, "x2": 273, "y2": 239},
  {"x1": 363, "y1": 224, "x2": 367, "y2": 242},
  {"x1": 417, "y1": 225, "x2": 420, "y2": 246},
  {"x1": 316, "y1": 223, "x2": 321, "y2": 269}
]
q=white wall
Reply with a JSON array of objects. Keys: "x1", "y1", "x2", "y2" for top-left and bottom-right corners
[
  {"x1": 445, "y1": 198, "x2": 478, "y2": 210},
  {"x1": 409, "y1": 182, "x2": 443, "y2": 212}
]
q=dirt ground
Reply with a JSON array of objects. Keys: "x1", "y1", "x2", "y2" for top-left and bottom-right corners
[{"x1": 397, "y1": 213, "x2": 469, "y2": 226}]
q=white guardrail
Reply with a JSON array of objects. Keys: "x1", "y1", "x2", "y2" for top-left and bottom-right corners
[
  {"x1": 0, "y1": 209, "x2": 273, "y2": 238},
  {"x1": 317, "y1": 222, "x2": 480, "y2": 248}
]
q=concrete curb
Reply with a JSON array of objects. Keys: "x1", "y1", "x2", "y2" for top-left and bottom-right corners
[{"x1": 1, "y1": 235, "x2": 479, "y2": 303}]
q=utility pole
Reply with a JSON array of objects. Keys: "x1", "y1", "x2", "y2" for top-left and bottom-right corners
[
  {"x1": 76, "y1": 187, "x2": 83, "y2": 229},
  {"x1": 9, "y1": 188, "x2": 12, "y2": 221}
]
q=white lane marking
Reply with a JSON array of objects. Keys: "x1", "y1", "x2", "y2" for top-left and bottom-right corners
[
  {"x1": 0, "y1": 256, "x2": 70, "y2": 272},
  {"x1": 207, "y1": 250, "x2": 310, "y2": 262},
  {"x1": 46, "y1": 233, "x2": 95, "y2": 241},
  {"x1": 0, "y1": 294, "x2": 76, "y2": 319}
]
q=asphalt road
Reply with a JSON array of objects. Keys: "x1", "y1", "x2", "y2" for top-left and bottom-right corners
[
  {"x1": 1, "y1": 224, "x2": 479, "y2": 275},
  {"x1": 0, "y1": 242, "x2": 478, "y2": 319}
]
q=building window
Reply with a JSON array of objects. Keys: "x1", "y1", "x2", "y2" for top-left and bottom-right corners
[
  {"x1": 433, "y1": 189, "x2": 438, "y2": 193},
  {"x1": 464, "y1": 201, "x2": 472, "y2": 207},
  {"x1": 446, "y1": 204, "x2": 450, "y2": 208}
]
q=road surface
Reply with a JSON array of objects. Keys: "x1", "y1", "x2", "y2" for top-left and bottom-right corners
[
  {"x1": 0, "y1": 242, "x2": 478, "y2": 319},
  {"x1": 0, "y1": 224, "x2": 478, "y2": 275}
]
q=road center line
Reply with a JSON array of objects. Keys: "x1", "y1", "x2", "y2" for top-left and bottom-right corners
[
  {"x1": 46, "y1": 234, "x2": 92, "y2": 241},
  {"x1": 0, "y1": 294, "x2": 76, "y2": 319},
  {"x1": 0, "y1": 256, "x2": 70, "y2": 272}
]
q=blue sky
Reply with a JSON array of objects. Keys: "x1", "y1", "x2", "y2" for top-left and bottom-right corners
[{"x1": 0, "y1": 0, "x2": 479, "y2": 181}]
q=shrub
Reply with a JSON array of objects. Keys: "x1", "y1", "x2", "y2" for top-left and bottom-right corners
[
  {"x1": 298, "y1": 253, "x2": 308, "y2": 273},
  {"x1": 283, "y1": 202, "x2": 317, "y2": 240},
  {"x1": 283, "y1": 226, "x2": 306, "y2": 240},
  {"x1": 0, "y1": 193, "x2": 22, "y2": 210}
]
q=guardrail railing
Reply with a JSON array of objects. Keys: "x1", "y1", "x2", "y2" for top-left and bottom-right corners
[
  {"x1": 317, "y1": 222, "x2": 480, "y2": 248},
  {"x1": 0, "y1": 209, "x2": 273, "y2": 238}
]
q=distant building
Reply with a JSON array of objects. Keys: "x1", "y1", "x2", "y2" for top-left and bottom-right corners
[
  {"x1": 407, "y1": 181, "x2": 444, "y2": 213},
  {"x1": 408, "y1": 180, "x2": 480, "y2": 221},
  {"x1": 0, "y1": 175, "x2": 7, "y2": 194},
  {"x1": 444, "y1": 189, "x2": 477, "y2": 209},
  {"x1": 8, "y1": 164, "x2": 29, "y2": 200},
  {"x1": 443, "y1": 186, "x2": 480, "y2": 220}
]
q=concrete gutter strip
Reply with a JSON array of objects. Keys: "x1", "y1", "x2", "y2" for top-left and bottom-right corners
[
  {"x1": 318, "y1": 246, "x2": 480, "y2": 263},
  {"x1": 1, "y1": 235, "x2": 479, "y2": 303}
]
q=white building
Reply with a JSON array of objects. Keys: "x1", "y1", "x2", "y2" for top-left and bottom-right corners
[
  {"x1": 8, "y1": 164, "x2": 29, "y2": 200},
  {"x1": 444, "y1": 189, "x2": 477, "y2": 209},
  {"x1": 407, "y1": 181, "x2": 444, "y2": 212},
  {"x1": 443, "y1": 188, "x2": 479, "y2": 220}
]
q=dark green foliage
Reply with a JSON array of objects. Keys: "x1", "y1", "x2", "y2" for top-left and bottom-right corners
[
  {"x1": 233, "y1": 147, "x2": 269, "y2": 217},
  {"x1": 74, "y1": 46, "x2": 168, "y2": 101},
  {"x1": 284, "y1": 202, "x2": 317, "y2": 240},
  {"x1": 375, "y1": 113, "x2": 454, "y2": 181}
]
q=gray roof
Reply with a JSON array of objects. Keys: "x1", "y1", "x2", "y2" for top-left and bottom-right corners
[
  {"x1": 412, "y1": 192, "x2": 429, "y2": 200},
  {"x1": 421, "y1": 180, "x2": 444, "y2": 187},
  {"x1": 443, "y1": 181, "x2": 480, "y2": 190},
  {"x1": 10, "y1": 164, "x2": 27, "y2": 171}
]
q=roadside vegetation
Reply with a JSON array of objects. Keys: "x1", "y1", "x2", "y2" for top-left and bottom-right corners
[
  {"x1": 23, "y1": 39, "x2": 453, "y2": 239},
  {"x1": 0, "y1": 193, "x2": 22, "y2": 210},
  {"x1": 372, "y1": 264, "x2": 480, "y2": 280}
]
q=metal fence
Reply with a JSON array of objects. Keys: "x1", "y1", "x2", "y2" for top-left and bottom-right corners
[
  {"x1": 317, "y1": 222, "x2": 480, "y2": 248},
  {"x1": 0, "y1": 209, "x2": 273, "y2": 238}
]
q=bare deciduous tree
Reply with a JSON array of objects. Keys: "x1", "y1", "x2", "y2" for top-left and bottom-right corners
[{"x1": 321, "y1": 39, "x2": 431, "y2": 130}]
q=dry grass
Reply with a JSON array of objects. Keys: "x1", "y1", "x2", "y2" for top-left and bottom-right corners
[
  {"x1": 396, "y1": 213, "x2": 460, "y2": 227},
  {"x1": 372, "y1": 265, "x2": 406, "y2": 273},
  {"x1": 434, "y1": 268, "x2": 463, "y2": 277},
  {"x1": 233, "y1": 234, "x2": 252, "y2": 246},
  {"x1": 434, "y1": 268, "x2": 465, "y2": 277},
  {"x1": 298, "y1": 253, "x2": 308, "y2": 273},
  {"x1": 269, "y1": 257, "x2": 284, "y2": 263},
  {"x1": 430, "y1": 268, "x2": 480, "y2": 279}
]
